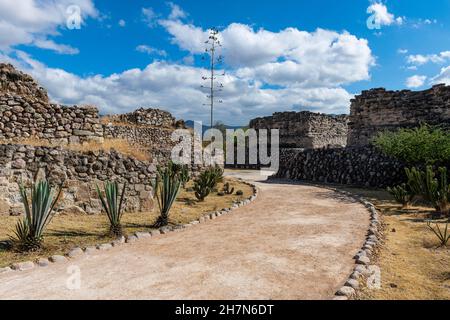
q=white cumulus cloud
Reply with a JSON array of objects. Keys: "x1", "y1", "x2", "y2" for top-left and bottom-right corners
[
  {"x1": 406, "y1": 75, "x2": 427, "y2": 88},
  {"x1": 0, "y1": 0, "x2": 98, "y2": 53}
]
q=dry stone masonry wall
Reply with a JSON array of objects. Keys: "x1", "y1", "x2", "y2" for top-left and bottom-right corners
[
  {"x1": 106, "y1": 107, "x2": 180, "y2": 128},
  {"x1": 0, "y1": 144, "x2": 156, "y2": 216},
  {"x1": 348, "y1": 84, "x2": 450, "y2": 146},
  {"x1": 0, "y1": 64, "x2": 104, "y2": 144},
  {"x1": 250, "y1": 111, "x2": 349, "y2": 149},
  {"x1": 275, "y1": 146, "x2": 405, "y2": 188},
  {"x1": 0, "y1": 63, "x2": 200, "y2": 215}
]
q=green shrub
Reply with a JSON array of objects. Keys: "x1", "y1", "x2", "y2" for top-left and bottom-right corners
[
  {"x1": 96, "y1": 181, "x2": 127, "y2": 237},
  {"x1": 236, "y1": 190, "x2": 244, "y2": 196},
  {"x1": 193, "y1": 170, "x2": 216, "y2": 201},
  {"x1": 12, "y1": 179, "x2": 62, "y2": 252},
  {"x1": 387, "y1": 183, "x2": 415, "y2": 208},
  {"x1": 153, "y1": 166, "x2": 182, "y2": 227},
  {"x1": 179, "y1": 165, "x2": 190, "y2": 188},
  {"x1": 373, "y1": 125, "x2": 450, "y2": 165}
]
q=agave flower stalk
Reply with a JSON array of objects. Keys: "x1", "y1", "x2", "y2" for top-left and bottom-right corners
[
  {"x1": 12, "y1": 180, "x2": 62, "y2": 252},
  {"x1": 96, "y1": 181, "x2": 127, "y2": 237}
]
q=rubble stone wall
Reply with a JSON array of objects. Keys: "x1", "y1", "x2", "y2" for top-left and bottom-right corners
[
  {"x1": 274, "y1": 146, "x2": 405, "y2": 188},
  {"x1": 0, "y1": 144, "x2": 156, "y2": 216},
  {"x1": 348, "y1": 85, "x2": 450, "y2": 146},
  {"x1": 250, "y1": 111, "x2": 349, "y2": 149}
]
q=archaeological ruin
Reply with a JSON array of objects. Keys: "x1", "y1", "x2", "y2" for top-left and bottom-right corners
[
  {"x1": 249, "y1": 111, "x2": 349, "y2": 149},
  {"x1": 347, "y1": 85, "x2": 450, "y2": 146},
  {"x1": 0, "y1": 63, "x2": 195, "y2": 216},
  {"x1": 274, "y1": 84, "x2": 450, "y2": 187}
]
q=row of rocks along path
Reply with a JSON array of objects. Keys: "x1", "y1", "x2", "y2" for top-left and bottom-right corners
[{"x1": 0, "y1": 170, "x2": 369, "y2": 300}]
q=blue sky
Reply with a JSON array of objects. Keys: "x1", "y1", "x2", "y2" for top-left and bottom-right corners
[{"x1": 1, "y1": 0, "x2": 450, "y2": 125}]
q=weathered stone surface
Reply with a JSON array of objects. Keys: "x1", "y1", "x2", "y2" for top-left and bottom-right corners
[
  {"x1": 345, "y1": 279, "x2": 360, "y2": 290},
  {"x1": 150, "y1": 230, "x2": 161, "y2": 236},
  {"x1": 348, "y1": 85, "x2": 450, "y2": 146},
  {"x1": 126, "y1": 235, "x2": 138, "y2": 243},
  {"x1": 160, "y1": 227, "x2": 172, "y2": 234},
  {"x1": 275, "y1": 146, "x2": 405, "y2": 188},
  {"x1": 111, "y1": 237, "x2": 126, "y2": 246},
  {"x1": 68, "y1": 248, "x2": 84, "y2": 258},
  {"x1": 50, "y1": 255, "x2": 67, "y2": 263},
  {"x1": 59, "y1": 205, "x2": 86, "y2": 215},
  {"x1": 350, "y1": 271, "x2": 361, "y2": 280},
  {"x1": 135, "y1": 232, "x2": 151, "y2": 239},
  {"x1": 332, "y1": 296, "x2": 348, "y2": 301},
  {"x1": 12, "y1": 261, "x2": 35, "y2": 271},
  {"x1": 336, "y1": 286, "x2": 355, "y2": 297},
  {"x1": 250, "y1": 111, "x2": 348, "y2": 149},
  {"x1": 354, "y1": 265, "x2": 370, "y2": 276},
  {"x1": 97, "y1": 243, "x2": 113, "y2": 250},
  {"x1": 84, "y1": 246, "x2": 97, "y2": 254},
  {"x1": 356, "y1": 256, "x2": 371, "y2": 266},
  {"x1": 36, "y1": 258, "x2": 50, "y2": 267}
]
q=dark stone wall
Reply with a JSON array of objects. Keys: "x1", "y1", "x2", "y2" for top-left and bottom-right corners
[
  {"x1": 274, "y1": 146, "x2": 406, "y2": 188},
  {"x1": 348, "y1": 84, "x2": 450, "y2": 146}
]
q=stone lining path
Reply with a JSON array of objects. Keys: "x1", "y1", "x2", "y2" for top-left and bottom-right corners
[{"x1": 0, "y1": 170, "x2": 369, "y2": 300}]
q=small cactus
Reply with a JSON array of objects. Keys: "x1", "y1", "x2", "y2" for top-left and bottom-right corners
[{"x1": 223, "y1": 182, "x2": 234, "y2": 195}]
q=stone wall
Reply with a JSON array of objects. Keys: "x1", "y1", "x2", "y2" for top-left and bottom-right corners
[
  {"x1": 106, "y1": 107, "x2": 180, "y2": 128},
  {"x1": 0, "y1": 63, "x2": 104, "y2": 144},
  {"x1": 274, "y1": 146, "x2": 405, "y2": 188},
  {"x1": 103, "y1": 124, "x2": 176, "y2": 164},
  {"x1": 0, "y1": 144, "x2": 156, "y2": 215},
  {"x1": 348, "y1": 84, "x2": 450, "y2": 146},
  {"x1": 250, "y1": 111, "x2": 348, "y2": 149}
]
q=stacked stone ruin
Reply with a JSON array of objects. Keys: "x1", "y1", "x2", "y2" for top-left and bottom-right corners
[
  {"x1": 348, "y1": 85, "x2": 450, "y2": 146},
  {"x1": 250, "y1": 111, "x2": 349, "y2": 149},
  {"x1": 274, "y1": 85, "x2": 450, "y2": 187},
  {"x1": 0, "y1": 63, "x2": 192, "y2": 216}
]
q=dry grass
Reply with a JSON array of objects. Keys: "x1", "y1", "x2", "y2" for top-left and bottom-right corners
[
  {"x1": 0, "y1": 178, "x2": 253, "y2": 268},
  {"x1": 0, "y1": 137, "x2": 151, "y2": 161},
  {"x1": 339, "y1": 186, "x2": 450, "y2": 300}
]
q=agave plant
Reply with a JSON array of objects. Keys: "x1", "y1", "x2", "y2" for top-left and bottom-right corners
[
  {"x1": 387, "y1": 183, "x2": 415, "y2": 208},
  {"x1": 179, "y1": 165, "x2": 191, "y2": 188},
  {"x1": 152, "y1": 166, "x2": 182, "y2": 227},
  {"x1": 210, "y1": 166, "x2": 224, "y2": 187},
  {"x1": 12, "y1": 179, "x2": 62, "y2": 252},
  {"x1": 96, "y1": 181, "x2": 127, "y2": 237},
  {"x1": 427, "y1": 221, "x2": 450, "y2": 247}
]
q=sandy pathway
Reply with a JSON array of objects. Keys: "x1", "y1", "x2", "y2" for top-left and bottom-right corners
[{"x1": 0, "y1": 170, "x2": 369, "y2": 300}]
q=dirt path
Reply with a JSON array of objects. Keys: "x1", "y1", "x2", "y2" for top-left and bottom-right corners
[{"x1": 0, "y1": 170, "x2": 369, "y2": 300}]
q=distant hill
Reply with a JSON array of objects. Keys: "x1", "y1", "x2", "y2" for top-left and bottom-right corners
[{"x1": 185, "y1": 120, "x2": 246, "y2": 133}]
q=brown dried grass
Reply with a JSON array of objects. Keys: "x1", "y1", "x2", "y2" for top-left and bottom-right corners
[{"x1": 0, "y1": 137, "x2": 151, "y2": 162}]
